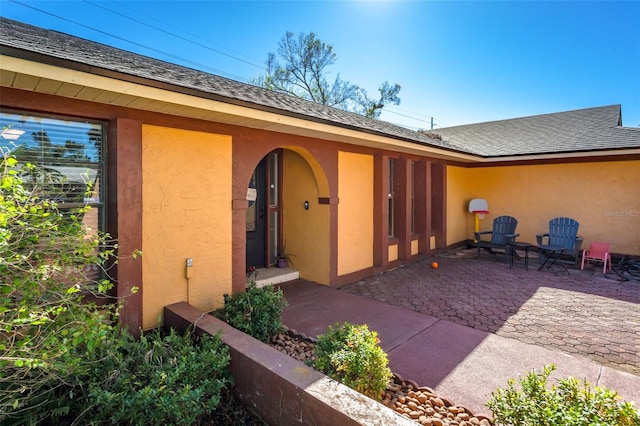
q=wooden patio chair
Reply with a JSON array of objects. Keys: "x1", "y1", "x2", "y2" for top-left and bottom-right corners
[
  {"x1": 537, "y1": 217, "x2": 583, "y2": 273},
  {"x1": 475, "y1": 215, "x2": 519, "y2": 262}
]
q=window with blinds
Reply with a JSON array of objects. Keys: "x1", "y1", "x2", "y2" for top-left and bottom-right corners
[
  {"x1": 1, "y1": 110, "x2": 106, "y2": 279},
  {"x1": 388, "y1": 158, "x2": 395, "y2": 237}
]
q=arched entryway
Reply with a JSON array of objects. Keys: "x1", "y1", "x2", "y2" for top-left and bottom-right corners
[{"x1": 243, "y1": 147, "x2": 331, "y2": 286}]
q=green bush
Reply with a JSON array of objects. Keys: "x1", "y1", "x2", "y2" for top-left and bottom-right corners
[
  {"x1": 312, "y1": 322, "x2": 392, "y2": 400},
  {"x1": 487, "y1": 364, "x2": 640, "y2": 426},
  {"x1": 222, "y1": 281, "x2": 287, "y2": 342},
  {"x1": 0, "y1": 152, "x2": 131, "y2": 423},
  {"x1": 77, "y1": 328, "x2": 232, "y2": 425},
  {"x1": 2, "y1": 132, "x2": 235, "y2": 426}
]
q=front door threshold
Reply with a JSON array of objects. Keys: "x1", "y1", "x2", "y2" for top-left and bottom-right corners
[{"x1": 254, "y1": 267, "x2": 299, "y2": 288}]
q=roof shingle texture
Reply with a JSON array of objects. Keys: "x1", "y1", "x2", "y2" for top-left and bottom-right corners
[
  {"x1": 2, "y1": 17, "x2": 639, "y2": 157},
  {"x1": 0, "y1": 18, "x2": 454, "y2": 151},
  {"x1": 429, "y1": 105, "x2": 640, "y2": 156}
]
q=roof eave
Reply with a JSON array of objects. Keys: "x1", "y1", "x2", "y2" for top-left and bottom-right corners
[
  {"x1": 472, "y1": 147, "x2": 640, "y2": 164},
  {"x1": 1, "y1": 48, "x2": 479, "y2": 162}
]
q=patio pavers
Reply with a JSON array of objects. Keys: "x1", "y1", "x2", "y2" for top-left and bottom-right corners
[
  {"x1": 340, "y1": 250, "x2": 640, "y2": 376},
  {"x1": 278, "y1": 258, "x2": 640, "y2": 416}
]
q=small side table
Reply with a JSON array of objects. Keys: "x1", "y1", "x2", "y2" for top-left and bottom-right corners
[
  {"x1": 538, "y1": 245, "x2": 568, "y2": 275},
  {"x1": 507, "y1": 241, "x2": 534, "y2": 269}
]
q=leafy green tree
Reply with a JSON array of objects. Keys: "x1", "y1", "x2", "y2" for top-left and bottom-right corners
[
  {"x1": 0, "y1": 145, "x2": 137, "y2": 423},
  {"x1": 253, "y1": 31, "x2": 401, "y2": 119}
]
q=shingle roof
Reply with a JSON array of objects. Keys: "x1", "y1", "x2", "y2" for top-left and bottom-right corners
[
  {"x1": 1, "y1": 17, "x2": 639, "y2": 158},
  {"x1": 427, "y1": 105, "x2": 640, "y2": 157},
  {"x1": 0, "y1": 18, "x2": 460, "y2": 153}
]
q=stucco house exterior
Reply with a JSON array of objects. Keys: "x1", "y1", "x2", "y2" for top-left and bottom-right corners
[
  {"x1": 1, "y1": 18, "x2": 639, "y2": 333},
  {"x1": 429, "y1": 106, "x2": 640, "y2": 258}
]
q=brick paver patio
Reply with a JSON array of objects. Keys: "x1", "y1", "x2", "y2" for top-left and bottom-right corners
[{"x1": 340, "y1": 249, "x2": 640, "y2": 376}]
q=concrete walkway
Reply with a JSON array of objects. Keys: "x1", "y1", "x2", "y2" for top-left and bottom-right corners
[{"x1": 278, "y1": 252, "x2": 640, "y2": 417}]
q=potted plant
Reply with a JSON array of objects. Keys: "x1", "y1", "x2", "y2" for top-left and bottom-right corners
[
  {"x1": 276, "y1": 243, "x2": 293, "y2": 268},
  {"x1": 276, "y1": 254, "x2": 289, "y2": 268}
]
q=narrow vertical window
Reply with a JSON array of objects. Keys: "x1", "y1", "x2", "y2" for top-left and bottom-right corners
[
  {"x1": 388, "y1": 158, "x2": 395, "y2": 237},
  {"x1": 267, "y1": 151, "x2": 281, "y2": 265},
  {"x1": 411, "y1": 161, "x2": 415, "y2": 233},
  {"x1": 268, "y1": 152, "x2": 279, "y2": 207}
]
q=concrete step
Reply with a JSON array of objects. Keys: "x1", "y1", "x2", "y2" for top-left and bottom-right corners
[{"x1": 253, "y1": 267, "x2": 299, "y2": 287}]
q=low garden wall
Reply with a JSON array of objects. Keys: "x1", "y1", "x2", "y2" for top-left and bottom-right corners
[{"x1": 164, "y1": 302, "x2": 414, "y2": 426}]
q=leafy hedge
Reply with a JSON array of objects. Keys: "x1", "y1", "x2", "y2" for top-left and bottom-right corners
[
  {"x1": 79, "y1": 328, "x2": 232, "y2": 425},
  {"x1": 487, "y1": 364, "x2": 640, "y2": 425}
]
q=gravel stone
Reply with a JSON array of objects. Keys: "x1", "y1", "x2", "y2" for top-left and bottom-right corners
[{"x1": 271, "y1": 331, "x2": 495, "y2": 425}]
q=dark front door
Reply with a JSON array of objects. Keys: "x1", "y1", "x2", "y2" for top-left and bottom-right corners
[{"x1": 246, "y1": 158, "x2": 267, "y2": 268}]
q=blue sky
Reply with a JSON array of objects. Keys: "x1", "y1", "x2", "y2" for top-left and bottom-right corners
[{"x1": 2, "y1": 0, "x2": 639, "y2": 130}]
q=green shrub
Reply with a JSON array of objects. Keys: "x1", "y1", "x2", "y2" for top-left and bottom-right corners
[
  {"x1": 312, "y1": 322, "x2": 392, "y2": 400},
  {"x1": 487, "y1": 364, "x2": 640, "y2": 426},
  {"x1": 77, "y1": 328, "x2": 232, "y2": 425},
  {"x1": 0, "y1": 152, "x2": 134, "y2": 423},
  {"x1": 222, "y1": 281, "x2": 287, "y2": 342}
]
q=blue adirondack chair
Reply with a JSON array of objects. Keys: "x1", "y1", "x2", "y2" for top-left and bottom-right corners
[
  {"x1": 537, "y1": 217, "x2": 583, "y2": 273},
  {"x1": 475, "y1": 215, "x2": 519, "y2": 262}
]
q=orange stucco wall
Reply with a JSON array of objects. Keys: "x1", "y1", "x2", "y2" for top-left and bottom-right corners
[
  {"x1": 388, "y1": 244, "x2": 399, "y2": 262},
  {"x1": 447, "y1": 160, "x2": 640, "y2": 255},
  {"x1": 337, "y1": 151, "x2": 374, "y2": 275},
  {"x1": 282, "y1": 150, "x2": 331, "y2": 284},
  {"x1": 141, "y1": 125, "x2": 232, "y2": 330},
  {"x1": 446, "y1": 166, "x2": 473, "y2": 247}
]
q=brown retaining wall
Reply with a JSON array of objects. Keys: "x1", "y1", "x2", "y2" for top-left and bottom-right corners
[{"x1": 164, "y1": 302, "x2": 414, "y2": 426}]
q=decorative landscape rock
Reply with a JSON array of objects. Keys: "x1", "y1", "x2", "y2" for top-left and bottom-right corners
[
  {"x1": 383, "y1": 373, "x2": 493, "y2": 426},
  {"x1": 271, "y1": 330, "x2": 494, "y2": 426},
  {"x1": 270, "y1": 331, "x2": 316, "y2": 362}
]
